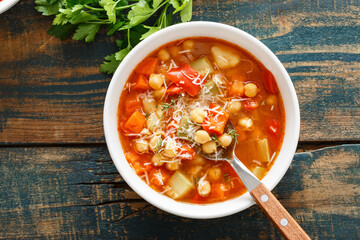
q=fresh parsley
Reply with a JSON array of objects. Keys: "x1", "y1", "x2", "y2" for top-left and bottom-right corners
[
  {"x1": 35, "y1": 0, "x2": 193, "y2": 74},
  {"x1": 227, "y1": 129, "x2": 239, "y2": 143},
  {"x1": 211, "y1": 135, "x2": 221, "y2": 147},
  {"x1": 161, "y1": 96, "x2": 181, "y2": 111}
]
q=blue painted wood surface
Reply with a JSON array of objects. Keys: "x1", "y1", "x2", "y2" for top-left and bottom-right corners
[
  {"x1": 0, "y1": 145, "x2": 359, "y2": 239},
  {"x1": 0, "y1": 0, "x2": 359, "y2": 239}
]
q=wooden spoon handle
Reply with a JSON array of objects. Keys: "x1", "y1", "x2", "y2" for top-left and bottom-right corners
[{"x1": 250, "y1": 183, "x2": 311, "y2": 240}]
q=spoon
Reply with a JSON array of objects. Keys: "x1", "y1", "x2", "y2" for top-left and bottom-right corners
[{"x1": 195, "y1": 121, "x2": 311, "y2": 240}]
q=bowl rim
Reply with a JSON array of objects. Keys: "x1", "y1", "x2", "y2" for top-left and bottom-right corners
[
  {"x1": 0, "y1": 0, "x2": 20, "y2": 14},
  {"x1": 104, "y1": 21, "x2": 300, "y2": 219}
]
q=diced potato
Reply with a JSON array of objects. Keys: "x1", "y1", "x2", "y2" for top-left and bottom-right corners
[
  {"x1": 211, "y1": 45, "x2": 240, "y2": 69},
  {"x1": 256, "y1": 138, "x2": 270, "y2": 162},
  {"x1": 146, "y1": 113, "x2": 160, "y2": 132},
  {"x1": 190, "y1": 56, "x2": 214, "y2": 76},
  {"x1": 252, "y1": 166, "x2": 267, "y2": 179},
  {"x1": 163, "y1": 138, "x2": 178, "y2": 157},
  {"x1": 142, "y1": 98, "x2": 156, "y2": 114},
  {"x1": 166, "y1": 171, "x2": 194, "y2": 199}
]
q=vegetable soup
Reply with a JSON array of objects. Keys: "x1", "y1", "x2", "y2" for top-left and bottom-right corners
[{"x1": 117, "y1": 37, "x2": 285, "y2": 204}]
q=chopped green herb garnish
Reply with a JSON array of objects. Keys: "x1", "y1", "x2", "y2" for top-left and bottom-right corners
[
  {"x1": 161, "y1": 96, "x2": 181, "y2": 111},
  {"x1": 261, "y1": 100, "x2": 266, "y2": 106},
  {"x1": 228, "y1": 129, "x2": 239, "y2": 143},
  {"x1": 211, "y1": 135, "x2": 221, "y2": 146},
  {"x1": 156, "y1": 139, "x2": 164, "y2": 152},
  {"x1": 222, "y1": 174, "x2": 231, "y2": 183}
]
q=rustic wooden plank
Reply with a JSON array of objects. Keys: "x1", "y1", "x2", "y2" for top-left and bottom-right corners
[
  {"x1": 0, "y1": 145, "x2": 358, "y2": 239},
  {"x1": 0, "y1": 0, "x2": 359, "y2": 144}
]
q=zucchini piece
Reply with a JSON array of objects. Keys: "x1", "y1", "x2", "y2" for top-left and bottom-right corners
[
  {"x1": 190, "y1": 56, "x2": 214, "y2": 76},
  {"x1": 166, "y1": 171, "x2": 194, "y2": 199},
  {"x1": 256, "y1": 138, "x2": 270, "y2": 162},
  {"x1": 203, "y1": 80, "x2": 219, "y2": 95},
  {"x1": 176, "y1": 116, "x2": 192, "y2": 139},
  {"x1": 252, "y1": 166, "x2": 267, "y2": 179}
]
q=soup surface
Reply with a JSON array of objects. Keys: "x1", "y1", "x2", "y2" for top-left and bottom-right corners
[{"x1": 118, "y1": 37, "x2": 285, "y2": 204}]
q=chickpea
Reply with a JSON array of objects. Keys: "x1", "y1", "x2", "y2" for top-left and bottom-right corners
[
  {"x1": 157, "y1": 48, "x2": 170, "y2": 61},
  {"x1": 146, "y1": 113, "x2": 159, "y2": 132},
  {"x1": 198, "y1": 180, "x2": 211, "y2": 197},
  {"x1": 166, "y1": 160, "x2": 180, "y2": 171},
  {"x1": 149, "y1": 74, "x2": 164, "y2": 90},
  {"x1": 207, "y1": 167, "x2": 222, "y2": 182},
  {"x1": 195, "y1": 130, "x2": 211, "y2": 144},
  {"x1": 163, "y1": 139, "x2": 178, "y2": 157},
  {"x1": 227, "y1": 101, "x2": 241, "y2": 114},
  {"x1": 142, "y1": 98, "x2": 156, "y2": 114},
  {"x1": 244, "y1": 83, "x2": 258, "y2": 97},
  {"x1": 192, "y1": 154, "x2": 206, "y2": 165},
  {"x1": 151, "y1": 154, "x2": 166, "y2": 166},
  {"x1": 202, "y1": 141, "x2": 217, "y2": 154},
  {"x1": 169, "y1": 46, "x2": 180, "y2": 57},
  {"x1": 189, "y1": 165, "x2": 203, "y2": 177},
  {"x1": 149, "y1": 135, "x2": 162, "y2": 152},
  {"x1": 134, "y1": 139, "x2": 149, "y2": 153},
  {"x1": 182, "y1": 40, "x2": 194, "y2": 51},
  {"x1": 238, "y1": 117, "x2": 254, "y2": 131},
  {"x1": 153, "y1": 87, "x2": 166, "y2": 99},
  {"x1": 190, "y1": 108, "x2": 206, "y2": 123},
  {"x1": 218, "y1": 133, "x2": 232, "y2": 147},
  {"x1": 266, "y1": 95, "x2": 277, "y2": 106}
]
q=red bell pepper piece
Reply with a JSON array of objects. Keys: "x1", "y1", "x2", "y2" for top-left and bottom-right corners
[
  {"x1": 177, "y1": 144, "x2": 196, "y2": 160},
  {"x1": 202, "y1": 103, "x2": 229, "y2": 136},
  {"x1": 166, "y1": 85, "x2": 183, "y2": 96},
  {"x1": 244, "y1": 100, "x2": 259, "y2": 111},
  {"x1": 266, "y1": 119, "x2": 280, "y2": 136},
  {"x1": 136, "y1": 57, "x2": 159, "y2": 76},
  {"x1": 166, "y1": 63, "x2": 205, "y2": 97},
  {"x1": 263, "y1": 70, "x2": 278, "y2": 94}
]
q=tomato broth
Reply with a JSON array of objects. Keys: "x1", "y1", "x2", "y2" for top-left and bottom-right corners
[{"x1": 117, "y1": 37, "x2": 285, "y2": 204}]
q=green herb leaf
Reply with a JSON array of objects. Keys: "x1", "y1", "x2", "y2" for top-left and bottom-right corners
[
  {"x1": 100, "y1": 54, "x2": 120, "y2": 74},
  {"x1": 100, "y1": 0, "x2": 119, "y2": 24},
  {"x1": 128, "y1": 0, "x2": 155, "y2": 26},
  {"x1": 73, "y1": 23, "x2": 101, "y2": 42},
  {"x1": 180, "y1": 0, "x2": 192, "y2": 22},
  {"x1": 35, "y1": 0, "x2": 64, "y2": 16},
  {"x1": 47, "y1": 23, "x2": 77, "y2": 40}
]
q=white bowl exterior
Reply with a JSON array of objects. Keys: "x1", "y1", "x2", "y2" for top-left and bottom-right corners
[
  {"x1": 104, "y1": 22, "x2": 300, "y2": 219},
  {"x1": 0, "y1": 0, "x2": 19, "y2": 14}
]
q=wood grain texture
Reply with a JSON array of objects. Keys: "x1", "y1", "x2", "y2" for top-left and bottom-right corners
[
  {"x1": 0, "y1": 0, "x2": 359, "y2": 144},
  {"x1": 251, "y1": 183, "x2": 311, "y2": 240},
  {"x1": 0, "y1": 144, "x2": 358, "y2": 239}
]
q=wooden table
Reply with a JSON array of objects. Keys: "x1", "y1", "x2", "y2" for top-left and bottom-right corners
[{"x1": 0, "y1": 0, "x2": 359, "y2": 239}]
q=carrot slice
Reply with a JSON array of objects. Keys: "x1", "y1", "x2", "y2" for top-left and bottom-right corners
[
  {"x1": 125, "y1": 151, "x2": 140, "y2": 164},
  {"x1": 124, "y1": 93, "x2": 142, "y2": 117},
  {"x1": 124, "y1": 111, "x2": 146, "y2": 133},
  {"x1": 136, "y1": 57, "x2": 159, "y2": 76},
  {"x1": 132, "y1": 74, "x2": 151, "y2": 91}
]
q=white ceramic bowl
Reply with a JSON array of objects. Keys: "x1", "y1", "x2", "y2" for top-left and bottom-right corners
[
  {"x1": 0, "y1": 0, "x2": 19, "y2": 14},
  {"x1": 104, "y1": 21, "x2": 300, "y2": 219}
]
